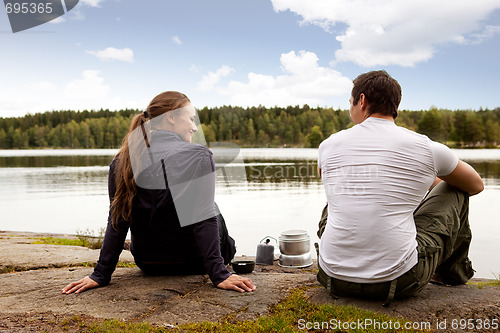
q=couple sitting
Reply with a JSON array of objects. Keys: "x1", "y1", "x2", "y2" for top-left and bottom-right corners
[{"x1": 63, "y1": 71, "x2": 483, "y2": 305}]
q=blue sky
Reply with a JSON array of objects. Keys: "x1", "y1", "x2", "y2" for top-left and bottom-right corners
[{"x1": 1, "y1": 0, "x2": 499, "y2": 118}]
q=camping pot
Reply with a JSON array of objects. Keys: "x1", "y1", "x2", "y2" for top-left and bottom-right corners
[
  {"x1": 256, "y1": 236, "x2": 276, "y2": 265},
  {"x1": 279, "y1": 230, "x2": 310, "y2": 255},
  {"x1": 278, "y1": 230, "x2": 312, "y2": 267},
  {"x1": 279, "y1": 252, "x2": 312, "y2": 268}
]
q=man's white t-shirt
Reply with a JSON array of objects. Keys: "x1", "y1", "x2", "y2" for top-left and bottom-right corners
[{"x1": 318, "y1": 117, "x2": 458, "y2": 283}]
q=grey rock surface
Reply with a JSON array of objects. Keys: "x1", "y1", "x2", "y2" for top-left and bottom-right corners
[
  {"x1": 1, "y1": 231, "x2": 500, "y2": 332},
  {"x1": 0, "y1": 231, "x2": 317, "y2": 327},
  {"x1": 0, "y1": 267, "x2": 315, "y2": 325},
  {"x1": 307, "y1": 282, "x2": 500, "y2": 331},
  {"x1": 0, "y1": 231, "x2": 134, "y2": 272}
]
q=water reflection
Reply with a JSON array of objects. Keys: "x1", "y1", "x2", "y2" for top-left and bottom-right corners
[
  {"x1": 468, "y1": 161, "x2": 500, "y2": 186},
  {"x1": 244, "y1": 161, "x2": 320, "y2": 183},
  {"x1": 2, "y1": 149, "x2": 499, "y2": 186},
  {"x1": 0, "y1": 167, "x2": 108, "y2": 194},
  {"x1": 0, "y1": 155, "x2": 114, "y2": 168}
]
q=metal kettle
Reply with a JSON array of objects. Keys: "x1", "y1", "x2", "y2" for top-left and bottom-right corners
[{"x1": 256, "y1": 236, "x2": 277, "y2": 265}]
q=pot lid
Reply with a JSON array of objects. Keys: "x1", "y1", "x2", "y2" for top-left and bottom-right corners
[{"x1": 280, "y1": 229, "x2": 309, "y2": 240}]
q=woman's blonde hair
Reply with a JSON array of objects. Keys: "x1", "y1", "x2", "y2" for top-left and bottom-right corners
[{"x1": 111, "y1": 91, "x2": 190, "y2": 228}]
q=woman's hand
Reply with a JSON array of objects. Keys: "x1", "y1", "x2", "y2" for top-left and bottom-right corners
[
  {"x1": 61, "y1": 276, "x2": 100, "y2": 294},
  {"x1": 217, "y1": 274, "x2": 256, "y2": 292}
]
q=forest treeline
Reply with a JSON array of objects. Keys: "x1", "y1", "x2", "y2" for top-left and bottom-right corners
[{"x1": 1, "y1": 106, "x2": 499, "y2": 149}]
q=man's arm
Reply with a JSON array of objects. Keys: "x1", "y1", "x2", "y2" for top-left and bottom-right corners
[{"x1": 439, "y1": 160, "x2": 484, "y2": 196}]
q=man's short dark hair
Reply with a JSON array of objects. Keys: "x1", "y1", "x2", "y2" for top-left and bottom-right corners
[{"x1": 352, "y1": 70, "x2": 401, "y2": 119}]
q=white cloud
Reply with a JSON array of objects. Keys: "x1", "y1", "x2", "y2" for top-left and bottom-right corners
[
  {"x1": 80, "y1": 0, "x2": 104, "y2": 7},
  {"x1": 69, "y1": 8, "x2": 86, "y2": 21},
  {"x1": 59, "y1": 71, "x2": 145, "y2": 112},
  {"x1": 200, "y1": 51, "x2": 352, "y2": 107},
  {"x1": 271, "y1": 0, "x2": 500, "y2": 67},
  {"x1": 172, "y1": 36, "x2": 182, "y2": 45},
  {"x1": 28, "y1": 81, "x2": 57, "y2": 92},
  {"x1": 0, "y1": 94, "x2": 36, "y2": 116},
  {"x1": 463, "y1": 25, "x2": 500, "y2": 44},
  {"x1": 0, "y1": 70, "x2": 145, "y2": 117},
  {"x1": 49, "y1": 16, "x2": 66, "y2": 24},
  {"x1": 63, "y1": 0, "x2": 102, "y2": 21},
  {"x1": 86, "y1": 47, "x2": 134, "y2": 63},
  {"x1": 198, "y1": 65, "x2": 235, "y2": 91},
  {"x1": 189, "y1": 64, "x2": 202, "y2": 73},
  {"x1": 64, "y1": 70, "x2": 110, "y2": 101}
]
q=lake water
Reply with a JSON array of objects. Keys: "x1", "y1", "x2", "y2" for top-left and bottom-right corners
[{"x1": 0, "y1": 148, "x2": 499, "y2": 279}]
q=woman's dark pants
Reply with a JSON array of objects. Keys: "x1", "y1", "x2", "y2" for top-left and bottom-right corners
[{"x1": 135, "y1": 212, "x2": 236, "y2": 276}]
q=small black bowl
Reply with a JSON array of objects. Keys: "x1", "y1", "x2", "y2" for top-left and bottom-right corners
[{"x1": 231, "y1": 260, "x2": 255, "y2": 274}]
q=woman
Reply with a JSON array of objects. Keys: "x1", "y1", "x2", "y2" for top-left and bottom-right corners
[{"x1": 62, "y1": 91, "x2": 255, "y2": 294}]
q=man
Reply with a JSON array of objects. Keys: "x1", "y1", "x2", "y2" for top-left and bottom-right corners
[{"x1": 317, "y1": 70, "x2": 483, "y2": 305}]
